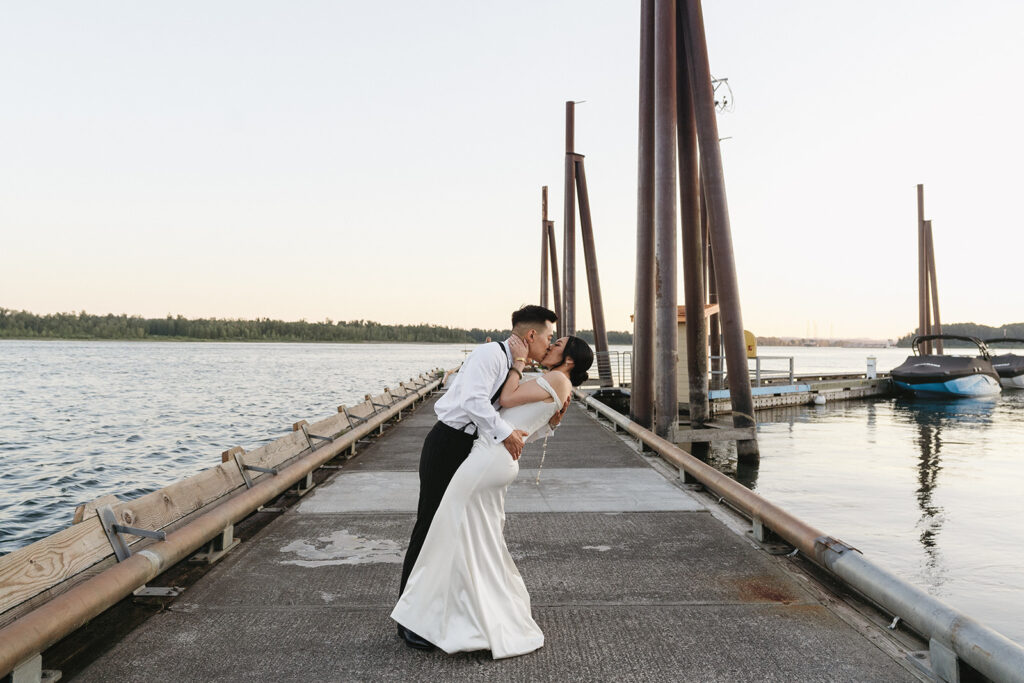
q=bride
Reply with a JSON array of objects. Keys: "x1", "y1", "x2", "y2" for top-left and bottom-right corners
[{"x1": 391, "y1": 336, "x2": 594, "y2": 659}]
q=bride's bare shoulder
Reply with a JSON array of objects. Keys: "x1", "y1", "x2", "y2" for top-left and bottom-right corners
[{"x1": 542, "y1": 371, "x2": 571, "y2": 399}]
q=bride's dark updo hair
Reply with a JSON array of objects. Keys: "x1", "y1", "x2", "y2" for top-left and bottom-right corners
[{"x1": 554, "y1": 336, "x2": 594, "y2": 387}]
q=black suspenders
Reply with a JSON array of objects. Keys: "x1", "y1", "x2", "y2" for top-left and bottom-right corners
[{"x1": 462, "y1": 342, "x2": 511, "y2": 435}]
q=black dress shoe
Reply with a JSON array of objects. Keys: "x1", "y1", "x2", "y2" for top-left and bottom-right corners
[{"x1": 398, "y1": 625, "x2": 435, "y2": 651}]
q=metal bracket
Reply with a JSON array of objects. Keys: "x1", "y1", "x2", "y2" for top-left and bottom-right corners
[
  {"x1": 8, "y1": 653, "x2": 62, "y2": 683},
  {"x1": 369, "y1": 401, "x2": 391, "y2": 410},
  {"x1": 98, "y1": 505, "x2": 166, "y2": 563},
  {"x1": 344, "y1": 408, "x2": 370, "y2": 426},
  {"x1": 292, "y1": 471, "x2": 315, "y2": 496},
  {"x1": 133, "y1": 585, "x2": 184, "y2": 597},
  {"x1": 232, "y1": 451, "x2": 278, "y2": 489},
  {"x1": 299, "y1": 423, "x2": 333, "y2": 451},
  {"x1": 750, "y1": 517, "x2": 793, "y2": 555},
  {"x1": 97, "y1": 505, "x2": 181, "y2": 597},
  {"x1": 190, "y1": 525, "x2": 240, "y2": 565}
]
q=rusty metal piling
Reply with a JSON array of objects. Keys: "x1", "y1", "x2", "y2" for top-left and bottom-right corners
[
  {"x1": 547, "y1": 221, "x2": 562, "y2": 337},
  {"x1": 925, "y1": 220, "x2": 943, "y2": 353},
  {"x1": 675, "y1": 8, "x2": 708, "y2": 429},
  {"x1": 632, "y1": 0, "x2": 656, "y2": 429},
  {"x1": 563, "y1": 101, "x2": 577, "y2": 336},
  {"x1": 575, "y1": 158, "x2": 614, "y2": 387},
  {"x1": 916, "y1": 184, "x2": 932, "y2": 354},
  {"x1": 680, "y1": 0, "x2": 758, "y2": 461},
  {"x1": 540, "y1": 186, "x2": 549, "y2": 308},
  {"x1": 653, "y1": 0, "x2": 678, "y2": 440}
]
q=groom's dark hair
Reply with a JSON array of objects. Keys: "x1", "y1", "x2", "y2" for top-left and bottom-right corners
[{"x1": 511, "y1": 305, "x2": 557, "y2": 328}]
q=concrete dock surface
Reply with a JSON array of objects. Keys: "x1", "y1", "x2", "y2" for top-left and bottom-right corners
[{"x1": 76, "y1": 394, "x2": 924, "y2": 682}]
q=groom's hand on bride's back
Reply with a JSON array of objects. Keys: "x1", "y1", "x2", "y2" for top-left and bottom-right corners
[{"x1": 503, "y1": 430, "x2": 529, "y2": 460}]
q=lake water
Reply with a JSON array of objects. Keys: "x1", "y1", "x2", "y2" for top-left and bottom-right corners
[{"x1": 1, "y1": 341, "x2": 1021, "y2": 644}]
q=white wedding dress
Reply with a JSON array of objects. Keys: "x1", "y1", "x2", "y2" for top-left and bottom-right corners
[{"x1": 391, "y1": 377, "x2": 560, "y2": 659}]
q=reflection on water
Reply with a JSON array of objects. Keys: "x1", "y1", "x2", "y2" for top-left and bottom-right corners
[
  {"x1": 899, "y1": 397, "x2": 998, "y2": 589},
  {"x1": 710, "y1": 389, "x2": 1023, "y2": 645}
]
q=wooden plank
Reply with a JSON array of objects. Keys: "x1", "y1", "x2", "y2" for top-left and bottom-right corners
[
  {"x1": 346, "y1": 400, "x2": 374, "y2": 420},
  {"x1": 72, "y1": 494, "x2": 120, "y2": 525},
  {"x1": 221, "y1": 445, "x2": 245, "y2": 463},
  {"x1": 367, "y1": 391, "x2": 391, "y2": 409},
  {"x1": 0, "y1": 517, "x2": 112, "y2": 618},
  {"x1": 307, "y1": 412, "x2": 350, "y2": 440},
  {"x1": 0, "y1": 459, "x2": 246, "y2": 620},
  {"x1": 243, "y1": 429, "x2": 309, "y2": 473},
  {"x1": 0, "y1": 466, "x2": 243, "y2": 629},
  {"x1": 112, "y1": 461, "x2": 245, "y2": 536}
]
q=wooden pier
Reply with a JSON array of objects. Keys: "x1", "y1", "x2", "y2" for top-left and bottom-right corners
[{"x1": 25, "y1": 389, "x2": 928, "y2": 681}]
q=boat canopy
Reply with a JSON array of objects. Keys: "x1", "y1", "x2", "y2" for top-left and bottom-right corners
[{"x1": 911, "y1": 335, "x2": 992, "y2": 359}]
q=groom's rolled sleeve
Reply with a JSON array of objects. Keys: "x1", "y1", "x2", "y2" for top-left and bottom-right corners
[{"x1": 460, "y1": 349, "x2": 515, "y2": 444}]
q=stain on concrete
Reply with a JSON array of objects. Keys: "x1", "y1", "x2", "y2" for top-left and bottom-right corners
[
  {"x1": 583, "y1": 545, "x2": 612, "y2": 552},
  {"x1": 280, "y1": 530, "x2": 405, "y2": 567}
]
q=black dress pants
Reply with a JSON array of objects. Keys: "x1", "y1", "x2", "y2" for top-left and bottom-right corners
[{"x1": 398, "y1": 421, "x2": 477, "y2": 595}]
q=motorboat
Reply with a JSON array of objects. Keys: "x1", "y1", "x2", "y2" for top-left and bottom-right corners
[
  {"x1": 983, "y1": 337, "x2": 1024, "y2": 389},
  {"x1": 891, "y1": 335, "x2": 1002, "y2": 399}
]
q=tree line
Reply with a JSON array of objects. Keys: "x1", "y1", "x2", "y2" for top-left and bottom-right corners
[
  {"x1": 0, "y1": 309, "x2": 633, "y2": 345},
  {"x1": 895, "y1": 322, "x2": 1024, "y2": 347}
]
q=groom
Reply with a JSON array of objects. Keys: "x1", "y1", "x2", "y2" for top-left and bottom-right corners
[{"x1": 397, "y1": 304, "x2": 565, "y2": 650}]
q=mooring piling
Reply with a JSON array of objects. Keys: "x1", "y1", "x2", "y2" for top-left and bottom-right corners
[
  {"x1": 679, "y1": 0, "x2": 758, "y2": 461},
  {"x1": 546, "y1": 220, "x2": 563, "y2": 338},
  {"x1": 631, "y1": 0, "x2": 656, "y2": 430},
  {"x1": 925, "y1": 219, "x2": 943, "y2": 353},
  {"x1": 540, "y1": 186, "x2": 549, "y2": 309},
  {"x1": 675, "y1": 7, "x2": 708, "y2": 430},
  {"x1": 563, "y1": 101, "x2": 577, "y2": 336},
  {"x1": 916, "y1": 183, "x2": 932, "y2": 354},
  {"x1": 574, "y1": 158, "x2": 614, "y2": 387}
]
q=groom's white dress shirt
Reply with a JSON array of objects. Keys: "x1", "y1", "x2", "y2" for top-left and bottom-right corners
[{"x1": 435, "y1": 340, "x2": 515, "y2": 444}]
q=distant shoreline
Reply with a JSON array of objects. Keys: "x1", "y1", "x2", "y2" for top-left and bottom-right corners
[
  {"x1": 0, "y1": 308, "x2": 633, "y2": 345},
  {"x1": 0, "y1": 336, "x2": 474, "y2": 344}
]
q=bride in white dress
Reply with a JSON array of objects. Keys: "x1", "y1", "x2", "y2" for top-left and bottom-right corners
[{"x1": 391, "y1": 336, "x2": 593, "y2": 659}]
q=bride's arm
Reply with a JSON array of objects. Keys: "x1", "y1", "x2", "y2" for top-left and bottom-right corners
[{"x1": 498, "y1": 370, "x2": 554, "y2": 408}]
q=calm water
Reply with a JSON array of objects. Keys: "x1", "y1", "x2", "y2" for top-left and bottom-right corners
[
  {"x1": 1, "y1": 341, "x2": 1021, "y2": 644},
  {"x1": 0, "y1": 340, "x2": 470, "y2": 556},
  {"x1": 717, "y1": 346, "x2": 1024, "y2": 644}
]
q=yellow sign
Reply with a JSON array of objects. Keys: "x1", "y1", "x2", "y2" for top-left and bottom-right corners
[{"x1": 744, "y1": 330, "x2": 757, "y2": 358}]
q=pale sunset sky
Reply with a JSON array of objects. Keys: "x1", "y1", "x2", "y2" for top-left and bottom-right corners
[{"x1": 1, "y1": 1, "x2": 1021, "y2": 339}]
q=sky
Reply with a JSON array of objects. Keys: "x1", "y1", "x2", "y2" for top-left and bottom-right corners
[{"x1": 1, "y1": 1, "x2": 1021, "y2": 340}]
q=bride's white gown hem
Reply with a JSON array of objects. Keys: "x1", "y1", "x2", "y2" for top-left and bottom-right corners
[{"x1": 391, "y1": 377, "x2": 560, "y2": 659}]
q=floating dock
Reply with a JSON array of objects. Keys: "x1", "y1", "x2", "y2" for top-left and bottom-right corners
[{"x1": 708, "y1": 372, "x2": 893, "y2": 413}]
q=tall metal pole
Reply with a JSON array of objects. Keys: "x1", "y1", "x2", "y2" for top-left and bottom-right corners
[
  {"x1": 541, "y1": 186, "x2": 549, "y2": 308},
  {"x1": 546, "y1": 221, "x2": 563, "y2": 338},
  {"x1": 676, "y1": 9, "x2": 708, "y2": 428},
  {"x1": 680, "y1": 0, "x2": 758, "y2": 461},
  {"x1": 704, "y1": 175, "x2": 722, "y2": 390},
  {"x1": 653, "y1": 0, "x2": 678, "y2": 441},
  {"x1": 575, "y1": 157, "x2": 613, "y2": 387},
  {"x1": 632, "y1": 0, "x2": 656, "y2": 428},
  {"x1": 563, "y1": 101, "x2": 577, "y2": 336},
  {"x1": 926, "y1": 220, "x2": 944, "y2": 354},
  {"x1": 916, "y1": 184, "x2": 931, "y2": 354}
]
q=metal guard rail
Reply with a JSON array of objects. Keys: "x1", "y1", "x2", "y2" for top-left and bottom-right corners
[
  {"x1": 575, "y1": 388, "x2": 1024, "y2": 683},
  {"x1": 0, "y1": 375, "x2": 443, "y2": 677}
]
